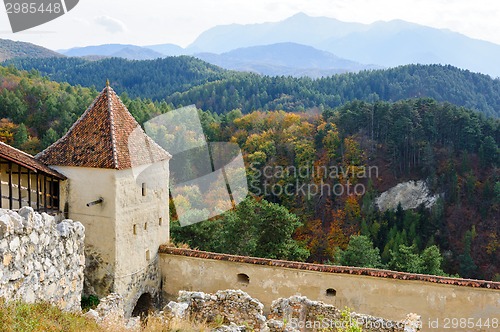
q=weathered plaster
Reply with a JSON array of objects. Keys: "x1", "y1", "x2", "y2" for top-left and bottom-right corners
[{"x1": 159, "y1": 248, "x2": 500, "y2": 330}]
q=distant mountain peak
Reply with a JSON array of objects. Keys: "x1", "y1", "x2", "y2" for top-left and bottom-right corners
[
  {"x1": 187, "y1": 13, "x2": 500, "y2": 77},
  {"x1": 285, "y1": 12, "x2": 313, "y2": 21},
  {"x1": 284, "y1": 12, "x2": 342, "y2": 23},
  {"x1": 195, "y1": 42, "x2": 379, "y2": 78}
]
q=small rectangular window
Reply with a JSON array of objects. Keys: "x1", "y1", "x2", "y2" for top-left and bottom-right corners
[
  {"x1": 144, "y1": 222, "x2": 148, "y2": 231},
  {"x1": 146, "y1": 250, "x2": 151, "y2": 261},
  {"x1": 142, "y1": 183, "x2": 147, "y2": 196},
  {"x1": 133, "y1": 224, "x2": 137, "y2": 235},
  {"x1": 159, "y1": 217, "x2": 163, "y2": 226}
]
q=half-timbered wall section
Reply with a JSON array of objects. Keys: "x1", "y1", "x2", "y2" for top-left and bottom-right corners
[{"x1": 0, "y1": 142, "x2": 66, "y2": 214}]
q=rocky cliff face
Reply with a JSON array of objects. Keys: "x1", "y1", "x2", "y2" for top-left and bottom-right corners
[
  {"x1": 0, "y1": 207, "x2": 85, "y2": 311},
  {"x1": 375, "y1": 180, "x2": 440, "y2": 211}
]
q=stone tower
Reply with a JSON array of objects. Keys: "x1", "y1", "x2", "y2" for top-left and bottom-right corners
[{"x1": 36, "y1": 84, "x2": 171, "y2": 315}]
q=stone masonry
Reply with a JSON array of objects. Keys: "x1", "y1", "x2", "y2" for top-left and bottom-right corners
[
  {"x1": 0, "y1": 207, "x2": 85, "y2": 311},
  {"x1": 164, "y1": 290, "x2": 421, "y2": 332},
  {"x1": 176, "y1": 289, "x2": 268, "y2": 330},
  {"x1": 269, "y1": 295, "x2": 421, "y2": 332}
]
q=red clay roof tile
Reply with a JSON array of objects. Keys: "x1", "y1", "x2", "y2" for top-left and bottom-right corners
[{"x1": 36, "y1": 85, "x2": 170, "y2": 169}]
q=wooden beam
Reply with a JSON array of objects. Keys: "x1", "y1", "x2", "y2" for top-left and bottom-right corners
[
  {"x1": 18, "y1": 164, "x2": 22, "y2": 209},
  {"x1": 49, "y1": 176, "x2": 53, "y2": 211},
  {"x1": 54, "y1": 180, "x2": 59, "y2": 212},
  {"x1": 43, "y1": 175, "x2": 47, "y2": 212},
  {"x1": 27, "y1": 170, "x2": 31, "y2": 209},
  {"x1": 36, "y1": 173, "x2": 40, "y2": 211},
  {"x1": 8, "y1": 162, "x2": 12, "y2": 210}
]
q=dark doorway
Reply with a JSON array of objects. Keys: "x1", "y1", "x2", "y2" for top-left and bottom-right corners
[{"x1": 131, "y1": 293, "x2": 153, "y2": 318}]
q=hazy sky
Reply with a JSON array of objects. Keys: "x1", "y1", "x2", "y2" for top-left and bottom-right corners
[{"x1": 1, "y1": 0, "x2": 499, "y2": 50}]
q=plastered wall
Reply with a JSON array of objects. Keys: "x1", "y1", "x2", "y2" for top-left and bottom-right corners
[{"x1": 159, "y1": 248, "x2": 500, "y2": 331}]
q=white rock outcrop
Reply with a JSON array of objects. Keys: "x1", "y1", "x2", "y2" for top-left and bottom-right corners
[
  {"x1": 376, "y1": 180, "x2": 440, "y2": 211},
  {"x1": 0, "y1": 207, "x2": 85, "y2": 311}
]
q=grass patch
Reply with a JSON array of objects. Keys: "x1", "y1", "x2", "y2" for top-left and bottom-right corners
[
  {"x1": 0, "y1": 298, "x2": 99, "y2": 332},
  {"x1": 0, "y1": 298, "x2": 213, "y2": 332}
]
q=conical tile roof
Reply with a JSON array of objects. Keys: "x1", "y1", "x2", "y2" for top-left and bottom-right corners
[{"x1": 36, "y1": 84, "x2": 170, "y2": 169}]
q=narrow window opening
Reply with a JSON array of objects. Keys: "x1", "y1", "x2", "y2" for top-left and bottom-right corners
[
  {"x1": 144, "y1": 222, "x2": 148, "y2": 231},
  {"x1": 159, "y1": 217, "x2": 163, "y2": 226},
  {"x1": 133, "y1": 224, "x2": 137, "y2": 235},
  {"x1": 146, "y1": 250, "x2": 151, "y2": 261},
  {"x1": 326, "y1": 288, "x2": 336, "y2": 297},
  {"x1": 237, "y1": 273, "x2": 250, "y2": 285},
  {"x1": 142, "y1": 183, "x2": 147, "y2": 196}
]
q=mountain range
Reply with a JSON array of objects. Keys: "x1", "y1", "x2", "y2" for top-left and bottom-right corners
[
  {"x1": 55, "y1": 13, "x2": 500, "y2": 78},
  {"x1": 59, "y1": 44, "x2": 164, "y2": 60},
  {"x1": 194, "y1": 43, "x2": 381, "y2": 78},
  {"x1": 59, "y1": 40, "x2": 377, "y2": 77},
  {"x1": 0, "y1": 39, "x2": 63, "y2": 62}
]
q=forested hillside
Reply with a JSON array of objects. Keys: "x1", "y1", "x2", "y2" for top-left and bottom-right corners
[
  {"x1": 169, "y1": 64, "x2": 500, "y2": 118},
  {"x1": 4, "y1": 57, "x2": 227, "y2": 100},
  {"x1": 5, "y1": 57, "x2": 500, "y2": 117},
  {"x1": 172, "y1": 100, "x2": 499, "y2": 280},
  {"x1": 0, "y1": 64, "x2": 498, "y2": 280}
]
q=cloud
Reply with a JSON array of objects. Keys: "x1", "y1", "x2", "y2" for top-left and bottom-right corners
[{"x1": 94, "y1": 15, "x2": 127, "y2": 33}]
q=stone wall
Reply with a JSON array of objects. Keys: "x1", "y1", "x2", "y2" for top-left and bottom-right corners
[
  {"x1": 0, "y1": 207, "x2": 85, "y2": 311},
  {"x1": 163, "y1": 290, "x2": 421, "y2": 332},
  {"x1": 269, "y1": 296, "x2": 421, "y2": 332},
  {"x1": 174, "y1": 290, "x2": 268, "y2": 330}
]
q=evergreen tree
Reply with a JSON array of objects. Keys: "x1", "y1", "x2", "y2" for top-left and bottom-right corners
[
  {"x1": 459, "y1": 228, "x2": 479, "y2": 278},
  {"x1": 41, "y1": 128, "x2": 59, "y2": 148},
  {"x1": 389, "y1": 244, "x2": 423, "y2": 273},
  {"x1": 479, "y1": 136, "x2": 499, "y2": 166},
  {"x1": 420, "y1": 245, "x2": 446, "y2": 276},
  {"x1": 337, "y1": 235, "x2": 382, "y2": 268},
  {"x1": 13, "y1": 123, "x2": 28, "y2": 148}
]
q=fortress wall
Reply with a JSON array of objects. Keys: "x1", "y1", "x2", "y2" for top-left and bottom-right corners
[
  {"x1": 159, "y1": 247, "x2": 500, "y2": 330},
  {"x1": 0, "y1": 207, "x2": 85, "y2": 311}
]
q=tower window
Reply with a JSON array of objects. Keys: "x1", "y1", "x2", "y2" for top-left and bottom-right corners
[
  {"x1": 326, "y1": 288, "x2": 336, "y2": 297},
  {"x1": 144, "y1": 222, "x2": 148, "y2": 231},
  {"x1": 142, "y1": 183, "x2": 147, "y2": 196},
  {"x1": 159, "y1": 217, "x2": 163, "y2": 226},
  {"x1": 146, "y1": 250, "x2": 151, "y2": 261},
  {"x1": 133, "y1": 224, "x2": 137, "y2": 235}
]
